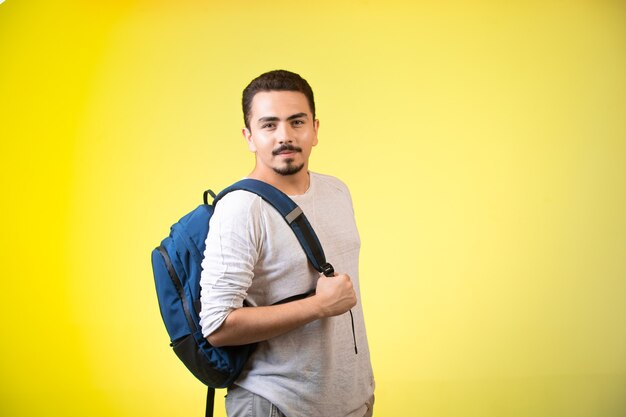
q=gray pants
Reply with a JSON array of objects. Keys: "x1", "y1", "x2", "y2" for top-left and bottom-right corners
[{"x1": 225, "y1": 385, "x2": 374, "y2": 417}]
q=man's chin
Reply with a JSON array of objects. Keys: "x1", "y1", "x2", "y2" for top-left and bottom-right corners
[{"x1": 273, "y1": 162, "x2": 305, "y2": 176}]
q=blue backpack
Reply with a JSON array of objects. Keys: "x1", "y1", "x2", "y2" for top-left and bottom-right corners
[{"x1": 151, "y1": 179, "x2": 334, "y2": 417}]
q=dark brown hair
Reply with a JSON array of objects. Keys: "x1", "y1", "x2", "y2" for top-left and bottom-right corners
[{"x1": 242, "y1": 70, "x2": 316, "y2": 129}]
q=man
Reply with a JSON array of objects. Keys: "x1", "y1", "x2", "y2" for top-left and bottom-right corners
[{"x1": 199, "y1": 70, "x2": 375, "y2": 417}]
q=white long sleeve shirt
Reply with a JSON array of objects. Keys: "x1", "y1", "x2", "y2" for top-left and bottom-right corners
[{"x1": 199, "y1": 172, "x2": 374, "y2": 417}]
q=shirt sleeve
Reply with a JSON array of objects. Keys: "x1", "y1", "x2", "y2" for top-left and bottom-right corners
[{"x1": 199, "y1": 191, "x2": 262, "y2": 337}]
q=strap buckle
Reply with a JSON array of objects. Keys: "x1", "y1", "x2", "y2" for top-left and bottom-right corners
[{"x1": 321, "y1": 263, "x2": 335, "y2": 277}]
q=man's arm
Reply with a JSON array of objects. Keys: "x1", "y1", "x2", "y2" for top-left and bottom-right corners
[{"x1": 206, "y1": 272, "x2": 356, "y2": 347}]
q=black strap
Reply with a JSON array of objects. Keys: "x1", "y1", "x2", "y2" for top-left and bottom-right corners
[
  {"x1": 272, "y1": 290, "x2": 315, "y2": 305},
  {"x1": 157, "y1": 245, "x2": 196, "y2": 332},
  {"x1": 206, "y1": 387, "x2": 214, "y2": 417},
  {"x1": 203, "y1": 189, "x2": 216, "y2": 205},
  {"x1": 291, "y1": 213, "x2": 335, "y2": 276}
]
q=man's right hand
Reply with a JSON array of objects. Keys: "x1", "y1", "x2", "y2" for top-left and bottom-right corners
[{"x1": 313, "y1": 272, "x2": 357, "y2": 317}]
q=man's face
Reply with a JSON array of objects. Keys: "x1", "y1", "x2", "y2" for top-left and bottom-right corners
[{"x1": 243, "y1": 90, "x2": 319, "y2": 177}]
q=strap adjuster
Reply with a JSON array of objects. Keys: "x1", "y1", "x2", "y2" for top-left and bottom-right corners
[{"x1": 321, "y1": 263, "x2": 335, "y2": 277}]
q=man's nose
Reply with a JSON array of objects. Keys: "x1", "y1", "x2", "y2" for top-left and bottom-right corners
[{"x1": 275, "y1": 122, "x2": 293, "y2": 143}]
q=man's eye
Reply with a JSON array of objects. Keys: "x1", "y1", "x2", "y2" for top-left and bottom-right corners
[
  {"x1": 262, "y1": 123, "x2": 275, "y2": 129},
  {"x1": 292, "y1": 120, "x2": 304, "y2": 126}
]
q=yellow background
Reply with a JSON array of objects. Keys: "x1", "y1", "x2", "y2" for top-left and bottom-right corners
[{"x1": 1, "y1": 0, "x2": 625, "y2": 416}]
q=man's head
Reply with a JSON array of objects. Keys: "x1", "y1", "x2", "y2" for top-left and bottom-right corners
[
  {"x1": 242, "y1": 70, "x2": 315, "y2": 130},
  {"x1": 241, "y1": 70, "x2": 319, "y2": 179}
]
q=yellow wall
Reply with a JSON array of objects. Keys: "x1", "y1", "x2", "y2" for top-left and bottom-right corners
[{"x1": 1, "y1": 0, "x2": 625, "y2": 416}]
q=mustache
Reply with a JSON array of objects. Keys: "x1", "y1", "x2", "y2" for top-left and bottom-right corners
[{"x1": 272, "y1": 144, "x2": 303, "y2": 156}]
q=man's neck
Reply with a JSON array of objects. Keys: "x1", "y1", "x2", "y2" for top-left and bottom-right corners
[{"x1": 248, "y1": 169, "x2": 310, "y2": 196}]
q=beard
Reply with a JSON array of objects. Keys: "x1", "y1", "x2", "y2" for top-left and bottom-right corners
[
  {"x1": 272, "y1": 143, "x2": 304, "y2": 176},
  {"x1": 273, "y1": 160, "x2": 305, "y2": 176}
]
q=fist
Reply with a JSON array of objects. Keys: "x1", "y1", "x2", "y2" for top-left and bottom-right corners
[{"x1": 314, "y1": 272, "x2": 357, "y2": 317}]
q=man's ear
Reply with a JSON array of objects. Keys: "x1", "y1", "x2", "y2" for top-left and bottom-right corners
[
  {"x1": 312, "y1": 119, "x2": 320, "y2": 147},
  {"x1": 242, "y1": 127, "x2": 256, "y2": 152}
]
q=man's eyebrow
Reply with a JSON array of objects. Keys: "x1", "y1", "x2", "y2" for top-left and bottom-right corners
[
  {"x1": 257, "y1": 116, "x2": 280, "y2": 123},
  {"x1": 286, "y1": 112, "x2": 308, "y2": 121},
  {"x1": 257, "y1": 113, "x2": 308, "y2": 124}
]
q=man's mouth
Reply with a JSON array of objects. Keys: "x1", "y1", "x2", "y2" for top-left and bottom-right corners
[{"x1": 272, "y1": 145, "x2": 302, "y2": 156}]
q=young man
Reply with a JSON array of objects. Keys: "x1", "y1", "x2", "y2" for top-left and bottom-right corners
[{"x1": 199, "y1": 70, "x2": 375, "y2": 417}]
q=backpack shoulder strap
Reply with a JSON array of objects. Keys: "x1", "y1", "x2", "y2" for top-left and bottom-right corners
[{"x1": 213, "y1": 178, "x2": 334, "y2": 277}]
